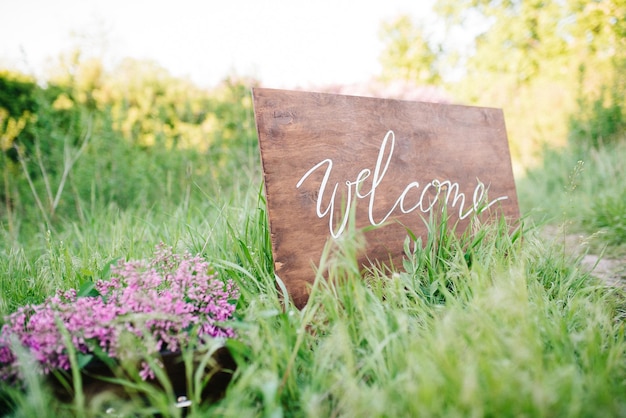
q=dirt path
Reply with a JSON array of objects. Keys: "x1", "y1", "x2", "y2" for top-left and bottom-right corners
[{"x1": 542, "y1": 226, "x2": 626, "y2": 288}]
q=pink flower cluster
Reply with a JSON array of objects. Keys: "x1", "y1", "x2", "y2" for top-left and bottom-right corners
[{"x1": 0, "y1": 244, "x2": 239, "y2": 382}]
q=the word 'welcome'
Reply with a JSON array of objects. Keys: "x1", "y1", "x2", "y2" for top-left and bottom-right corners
[{"x1": 296, "y1": 130, "x2": 509, "y2": 238}]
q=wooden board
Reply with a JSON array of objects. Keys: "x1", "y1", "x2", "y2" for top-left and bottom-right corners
[{"x1": 252, "y1": 88, "x2": 519, "y2": 308}]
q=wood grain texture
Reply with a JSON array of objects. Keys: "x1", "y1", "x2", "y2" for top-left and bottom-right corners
[{"x1": 253, "y1": 88, "x2": 520, "y2": 309}]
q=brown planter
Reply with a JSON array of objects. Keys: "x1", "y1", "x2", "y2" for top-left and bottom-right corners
[{"x1": 49, "y1": 346, "x2": 236, "y2": 409}]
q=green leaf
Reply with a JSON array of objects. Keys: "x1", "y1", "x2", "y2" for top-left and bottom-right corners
[
  {"x1": 76, "y1": 353, "x2": 94, "y2": 369},
  {"x1": 99, "y1": 257, "x2": 120, "y2": 280},
  {"x1": 77, "y1": 280, "x2": 99, "y2": 298}
]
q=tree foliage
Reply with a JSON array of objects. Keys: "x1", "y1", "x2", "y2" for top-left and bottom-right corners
[
  {"x1": 379, "y1": 15, "x2": 443, "y2": 85},
  {"x1": 380, "y1": 0, "x2": 626, "y2": 169},
  {"x1": 0, "y1": 72, "x2": 38, "y2": 157}
]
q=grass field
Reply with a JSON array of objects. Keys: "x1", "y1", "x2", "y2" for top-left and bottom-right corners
[{"x1": 1, "y1": 102, "x2": 625, "y2": 417}]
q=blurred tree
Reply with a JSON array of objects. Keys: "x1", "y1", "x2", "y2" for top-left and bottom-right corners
[
  {"x1": 379, "y1": 15, "x2": 443, "y2": 85},
  {"x1": 433, "y1": 0, "x2": 626, "y2": 88},
  {"x1": 0, "y1": 71, "x2": 38, "y2": 158},
  {"x1": 379, "y1": 0, "x2": 626, "y2": 169},
  {"x1": 96, "y1": 58, "x2": 217, "y2": 151}
]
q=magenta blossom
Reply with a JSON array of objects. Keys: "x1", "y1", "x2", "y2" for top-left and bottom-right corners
[{"x1": 0, "y1": 244, "x2": 239, "y2": 382}]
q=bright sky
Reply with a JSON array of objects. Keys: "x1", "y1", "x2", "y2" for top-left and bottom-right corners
[{"x1": 1, "y1": 0, "x2": 437, "y2": 89}]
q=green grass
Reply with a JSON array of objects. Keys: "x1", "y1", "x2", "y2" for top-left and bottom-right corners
[
  {"x1": 517, "y1": 137, "x2": 626, "y2": 256},
  {"x1": 1, "y1": 95, "x2": 626, "y2": 416},
  {"x1": 2, "y1": 186, "x2": 625, "y2": 417}
]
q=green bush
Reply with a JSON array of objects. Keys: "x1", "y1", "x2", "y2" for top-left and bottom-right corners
[
  {"x1": 569, "y1": 87, "x2": 625, "y2": 149},
  {"x1": 1, "y1": 63, "x2": 260, "y2": 240}
]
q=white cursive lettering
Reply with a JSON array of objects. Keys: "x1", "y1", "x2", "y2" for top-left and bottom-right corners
[{"x1": 296, "y1": 130, "x2": 509, "y2": 238}]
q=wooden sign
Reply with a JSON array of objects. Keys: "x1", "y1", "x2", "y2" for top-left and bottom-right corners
[{"x1": 252, "y1": 88, "x2": 519, "y2": 308}]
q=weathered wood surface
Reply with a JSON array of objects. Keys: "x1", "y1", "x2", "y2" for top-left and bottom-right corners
[{"x1": 253, "y1": 88, "x2": 519, "y2": 308}]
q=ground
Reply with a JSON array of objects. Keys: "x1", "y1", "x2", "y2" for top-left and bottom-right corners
[{"x1": 542, "y1": 225, "x2": 626, "y2": 288}]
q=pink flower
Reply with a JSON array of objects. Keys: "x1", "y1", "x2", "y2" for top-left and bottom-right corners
[{"x1": 0, "y1": 244, "x2": 239, "y2": 382}]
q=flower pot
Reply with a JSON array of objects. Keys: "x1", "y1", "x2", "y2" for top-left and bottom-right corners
[{"x1": 48, "y1": 346, "x2": 236, "y2": 409}]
